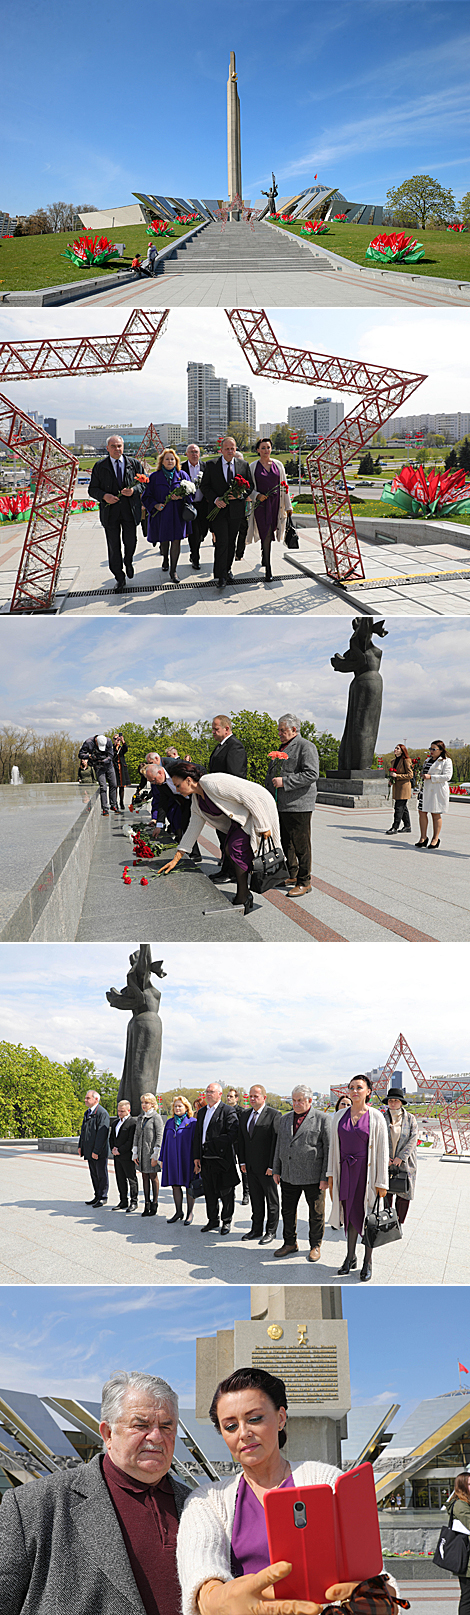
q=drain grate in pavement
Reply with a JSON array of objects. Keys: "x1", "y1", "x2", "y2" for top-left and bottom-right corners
[{"x1": 65, "y1": 574, "x2": 296, "y2": 599}]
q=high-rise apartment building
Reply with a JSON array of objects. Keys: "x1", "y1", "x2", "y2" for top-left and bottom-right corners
[
  {"x1": 381, "y1": 412, "x2": 470, "y2": 442},
  {"x1": 227, "y1": 384, "x2": 256, "y2": 434},
  {"x1": 287, "y1": 397, "x2": 344, "y2": 438},
  {"x1": 187, "y1": 363, "x2": 228, "y2": 445}
]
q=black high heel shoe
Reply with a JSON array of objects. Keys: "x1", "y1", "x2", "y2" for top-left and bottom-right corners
[
  {"x1": 415, "y1": 837, "x2": 428, "y2": 847},
  {"x1": 428, "y1": 839, "x2": 440, "y2": 849},
  {"x1": 169, "y1": 571, "x2": 179, "y2": 583},
  {"x1": 183, "y1": 1212, "x2": 194, "y2": 1226},
  {"x1": 167, "y1": 1211, "x2": 184, "y2": 1224},
  {"x1": 232, "y1": 893, "x2": 254, "y2": 916},
  {"x1": 336, "y1": 1256, "x2": 357, "y2": 1275}
]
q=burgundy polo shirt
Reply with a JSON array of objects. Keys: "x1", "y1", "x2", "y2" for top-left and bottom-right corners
[
  {"x1": 292, "y1": 1110, "x2": 309, "y2": 1135},
  {"x1": 102, "y1": 1454, "x2": 180, "y2": 1615}
]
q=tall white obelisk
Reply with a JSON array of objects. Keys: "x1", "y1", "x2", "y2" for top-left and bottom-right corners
[{"x1": 227, "y1": 51, "x2": 242, "y2": 218}]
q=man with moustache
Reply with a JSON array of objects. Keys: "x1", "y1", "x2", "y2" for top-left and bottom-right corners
[{"x1": 0, "y1": 1370, "x2": 189, "y2": 1615}]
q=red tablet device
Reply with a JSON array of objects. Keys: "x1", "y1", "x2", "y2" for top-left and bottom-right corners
[{"x1": 264, "y1": 1462, "x2": 383, "y2": 1604}]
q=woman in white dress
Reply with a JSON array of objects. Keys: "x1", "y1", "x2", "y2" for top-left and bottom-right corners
[{"x1": 421, "y1": 739, "x2": 453, "y2": 850}]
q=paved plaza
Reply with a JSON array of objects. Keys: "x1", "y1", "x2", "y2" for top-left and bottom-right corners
[
  {"x1": 1, "y1": 1141, "x2": 468, "y2": 1287},
  {"x1": 3, "y1": 510, "x2": 470, "y2": 617}
]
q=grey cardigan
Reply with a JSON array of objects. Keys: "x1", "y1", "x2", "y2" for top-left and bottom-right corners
[
  {"x1": 265, "y1": 732, "x2": 319, "y2": 813},
  {"x1": 272, "y1": 1104, "x2": 331, "y2": 1185},
  {"x1": 0, "y1": 1452, "x2": 189, "y2": 1615},
  {"x1": 133, "y1": 1110, "x2": 164, "y2": 1172}
]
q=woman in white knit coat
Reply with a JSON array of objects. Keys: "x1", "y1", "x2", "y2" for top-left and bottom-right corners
[
  {"x1": 245, "y1": 438, "x2": 293, "y2": 582},
  {"x1": 157, "y1": 762, "x2": 281, "y2": 916},
  {"x1": 421, "y1": 739, "x2": 453, "y2": 850},
  {"x1": 176, "y1": 1366, "x2": 400, "y2": 1615},
  {"x1": 327, "y1": 1075, "x2": 389, "y2": 1283}
]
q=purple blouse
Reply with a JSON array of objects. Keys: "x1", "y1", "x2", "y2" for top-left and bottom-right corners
[{"x1": 230, "y1": 1473, "x2": 295, "y2": 1577}]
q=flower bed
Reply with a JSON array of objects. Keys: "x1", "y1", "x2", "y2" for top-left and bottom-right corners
[
  {"x1": 381, "y1": 464, "x2": 470, "y2": 518},
  {"x1": 63, "y1": 234, "x2": 120, "y2": 268},
  {"x1": 300, "y1": 219, "x2": 330, "y2": 235},
  {"x1": 146, "y1": 218, "x2": 173, "y2": 238},
  {"x1": 366, "y1": 232, "x2": 425, "y2": 263}
]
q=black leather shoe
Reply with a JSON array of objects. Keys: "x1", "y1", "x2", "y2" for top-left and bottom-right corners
[
  {"x1": 209, "y1": 871, "x2": 232, "y2": 884},
  {"x1": 241, "y1": 1230, "x2": 261, "y2": 1241},
  {"x1": 114, "y1": 579, "x2": 126, "y2": 593},
  {"x1": 86, "y1": 1198, "x2": 99, "y2": 1205},
  {"x1": 231, "y1": 893, "x2": 254, "y2": 915},
  {"x1": 201, "y1": 1222, "x2": 219, "y2": 1232},
  {"x1": 415, "y1": 837, "x2": 428, "y2": 847},
  {"x1": 337, "y1": 1256, "x2": 357, "y2": 1275},
  {"x1": 113, "y1": 1203, "x2": 128, "y2": 1211},
  {"x1": 259, "y1": 1232, "x2": 276, "y2": 1245},
  {"x1": 190, "y1": 848, "x2": 202, "y2": 863},
  {"x1": 386, "y1": 827, "x2": 398, "y2": 835},
  {"x1": 190, "y1": 558, "x2": 200, "y2": 570},
  {"x1": 167, "y1": 1211, "x2": 184, "y2": 1224},
  {"x1": 226, "y1": 571, "x2": 235, "y2": 583},
  {"x1": 360, "y1": 1261, "x2": 372, "y2": 1281},
  {"x1": 242, "y1": 1193, "x2": 250, "y2": 1205},
  {"x1": 125, "y1": 562, "x2": 134, "y2": 579},
  {"x1": 216, "y1": 577, "x2": 225, "y2": 589},
  {"x1": 183, "y1": 1212, "x2": 193, "y2": 1225},
  {"x1": 220, "y1": 1222, "x2": 231, "y2": 1235},
  {"x1": 92, "y1": 1200, "x2": 105, "y2": 1208},
  {"x1": 126, "y1": 1203, "x2": 139, "y2": 1213},
  {"x1": 162, "y1": 559, "x2": 169, "y2": 572},
  {"x1": 398, "y1": 826, "x2": 411, "y2": 832},
  {"x1": 141, "y1": 1205, "x2": 151, "y2": 1217}
]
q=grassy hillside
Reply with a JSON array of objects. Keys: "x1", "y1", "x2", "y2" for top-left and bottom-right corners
[
  {"x1": 269, "y1": 219, "x2": 470, "y2": 280},
  {"x1": 0, "y1": 222, "x2": 203, "y2": 293}
]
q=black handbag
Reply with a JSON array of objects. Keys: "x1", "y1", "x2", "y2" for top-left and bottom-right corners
[
  {"x1": 388, "y1": 1164, "x2": 411, "y2": 1197},
  {"x1": 363, "y1": 1194, "x2": 402, "y2": 1250},
  {"x1": 284, "y1": 511, "x2": 299, "y2": 549},
  {"x1": 250, "y1": 835, "x2": 288, "y2": 894},
  {"x1": 433, "y1": 1506, "x2": 470, "y2": 1575},
  {"x1": 189, "y1": 1173, "x2": 205, "y2": 1199},
  {"x1": 182, "y1": 500, "x2": 197, "y2": 521}
]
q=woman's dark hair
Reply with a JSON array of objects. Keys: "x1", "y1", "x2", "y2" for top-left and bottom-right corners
[
  {"x1": 348, "y1": 1073, "x2": 373, "y2": 1101},
  {"x1": 335, "y1": 1094, "x2": 351, "y2": 1112},
  {"x1": 454, "y1": 1472, "x2": 470, "y2": 1501},
  {"x1": 256, "y1": 437, "x2": 272, "y2": 449},
  {"x1": 167, "y1": 761, "x2": 205, "y2": 783},
  {"x1": 431, "y1": 739, "x2": 447, "y2": 758},
  {"x1": 209, "y1": 1367, "x2": 288, "y2": 1448}
]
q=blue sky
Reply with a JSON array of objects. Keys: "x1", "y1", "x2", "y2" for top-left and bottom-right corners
[
  {"x1": 0, "y1": 940, "x2": 469, "y2": 1093},
  {"x1": 1, "y1": 2, "x2": 470, "y2": 216},
  {"x1": 0, "y1": 306, "x2": 469, "y2": 444},
  {"x1": 0, "y1": 616, "x2": 469, "y2": 752},
  {"x1": 0, "y1": 1285, "x2": 468, "y2": 1420}
]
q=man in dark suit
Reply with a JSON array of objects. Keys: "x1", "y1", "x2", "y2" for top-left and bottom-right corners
[
  {"x1": 239, "y1": 1083, "x2": 281, "y2": 1244},
  {"x1": 78, "y1": 734, "x2": 118, "y2": 815},
  {"x1": 0, "y1": 1369, "x2": 189, "y2": 1615},
  {"x1": 88, "y1": 433, "x2": 144, "y2": 593},
  {"x1": 200, "y1": 435, "x2": 254, "y2": 589},
  {"x1": 226, "y1": 1087, "x2": 250, "y2": 1206},
  {"x1": 181, "y1": 444, "x2": 208, "y2": 571},
  {"x1": 78, "y1": 1087, "x2": 110, "y2": 1207},
  {"x1": 209, "y1": 715, "x2": 248, "y2": 881},
  {"x1": 193, "y1": 1080, "x2": 239, "y2": 1234},
  {"x1": 109, "y1": 1100, "x2": 138, "y2": 1212}
]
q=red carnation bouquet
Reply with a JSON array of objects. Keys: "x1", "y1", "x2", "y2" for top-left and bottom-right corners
[
  {"x1": 268, "y1": 750, "x2": 289, "y2": 801},
  {"x1": 207, "y1": 474, "x2": 251, "y2": 523}
]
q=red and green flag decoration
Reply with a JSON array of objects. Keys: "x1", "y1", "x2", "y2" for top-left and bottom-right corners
[
  {"x1": 300, "y1": 219, "x2": 330, "y2": 236},
  {"x1": 381, "y1": 464, "x2": 470, "y2": 518},
  {"x1": 63, "y1": 234, "x2": 120, "y2": 268},
  {"x1": 333, "y1": 213, "x2": 347, "y2": 221},
  {"x1": 146, "y1": 217, "x2": 172, "y2": 237},
  {"x1": 447, "y1": 222, "x2": 467, "y2": 232},
  {"x1": 366, "y1": 231, "x2": 425, "y2": 264}
]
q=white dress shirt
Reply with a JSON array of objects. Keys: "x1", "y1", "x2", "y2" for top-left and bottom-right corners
[
  {"x1": 221, "y1": 457, "x2": 236, "y2": 481},
  {"x1": 202, "y1": 1100, "x2": 221, "y2": 1144},
  {"x1": 247, "y1": 1101, "x2": 266, "y2": 1130}
]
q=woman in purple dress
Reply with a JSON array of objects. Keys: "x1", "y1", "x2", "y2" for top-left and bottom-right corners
[
  {"x1": 327, "y1": 1075, "x2": 389, "y2": 1283},
  {"x1": 159, "y1": 1095, "x2": 196, "y2": 1225},
  {"x1": 142, "y1": 449, "x2": 190, "y2": 583},
  {"x1": 248, "y1": 439, "x2": 292, "y2": 582},
  {"x1": 176, "y1": 1366, "x2": 399, "y2": 1615}
]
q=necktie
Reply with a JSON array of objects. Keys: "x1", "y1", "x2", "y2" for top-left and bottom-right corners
[
  {"x1": 248, "y1": 1112, "x2": 256, "y2": 1135},
  {"x1": 115, "y1": 459, "x2": 123, "y2": 488},
  {"x1": 227, "y1": 462, "x2": 233, "y2": 485}
]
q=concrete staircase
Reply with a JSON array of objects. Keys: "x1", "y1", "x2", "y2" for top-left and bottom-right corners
[{"x1": 158, "y1": 221, "x2": 330, "y2": 274}]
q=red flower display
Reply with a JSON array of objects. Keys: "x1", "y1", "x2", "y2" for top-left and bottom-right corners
[
  {"x1": 381, "y1": 464, "x2": 470, "y2": 518},
  {"x1": 447, "y1": 221, "x2": 467, "y2": 232},
  {"x1": 0, "y1": 491, "x2": 31, "y2": 523},
  {"x1": 366, "y1": 232, "x2": 424, "y2": 263},
  {"x1": 64, "y1": 235, "x2": 120, "y2": 268}
]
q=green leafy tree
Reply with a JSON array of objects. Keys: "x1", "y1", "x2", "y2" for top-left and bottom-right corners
[
  {"x1": 0, "y1": 1042, "x2": 80, "y2": 1138},
  {"x1": 228, "y1": 420, "x2": 251, "y2": 450},
  {"x1": 358, "y1": 453, "x2": 375, "y2": 475},
  {"x1": 458, "y1": 437, "x2": 470, "y2": 473},
  {"x1": 461, "y1": 192, "x2": 470, "y2": 226},
  {"x1": 445, "y1": 448, "x2": 458, "y2": 470},
  {"x1": 385, "y1": 175, "x2": 455, "y2": 228},
  {"x1": 229, "y1": 709, "x2": 280, "y2": 781},
  {"x1": 300, "y1": 721, "x2": 339, "y2": 774},
  {"x1": 271, "y1": 424, "x2": 291, "y2": 450},
  {"x1": 64, "y1": 1057, "x2": 119, "y2": 1116}
]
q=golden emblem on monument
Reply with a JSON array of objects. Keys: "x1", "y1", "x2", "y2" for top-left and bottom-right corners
[
  {"x1": 267, "y1": 1325, "x2": 284, "y2": 1340},
  {"x1": 297, "y1": 1325, "x2": 308, "y2": 1345}
]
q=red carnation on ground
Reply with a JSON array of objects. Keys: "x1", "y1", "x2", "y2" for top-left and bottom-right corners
[{"x1": 140, "y1": 877, "x2": 149, "y2": 886}]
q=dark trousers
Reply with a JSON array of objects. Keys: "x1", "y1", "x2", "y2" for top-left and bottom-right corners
[
  {"x1": 202, "y1": 1159, "x2": 235, "y2": 1226},
  {"x1": 96, "y1": 758, "x2": 117, "y2": 810},
  {"x1": 385, "y1": 1191, "x2": 410, "y2": 1224},
  {"x1": 212, "y1": 513, "x2": 238, "y2": 581},
  {"x1": 88, "y1": 1155, "x2": 109, "y2": 1202},
  {"x1": 279, "y1": 811, "x2": 312, "y2": 884},
  {"x1": 247, "y1": 1167, "x2": 279, "y2": 1235},
  {"x1": 459, "y1": 1580, "x2": 470, "y2": 1614},
  {"x1": 281, "y1": 1180, "x2": 325, "y2": 1247},
  {"x1": 392, "y1": 799, "x2": 411, "y2": 830},
  {"x1": 114, "y1": 1155, "x2": 138, "y2": 1206},
  {"x1": 104, "y1": 509, "x2": 138, "y2": 584},
  {"x1": 189, "y1": 510, "x2": 207, "y2": 562}
]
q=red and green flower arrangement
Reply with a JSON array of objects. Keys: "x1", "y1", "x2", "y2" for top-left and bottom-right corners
[
  {"x1": 63, "y1": 235, "x2": 120, "y2": 268},
  {"x1": 381, "y1": 464, "x2": 470, "y2": 518},
  {"x1": 365, "y1": 232, "x2": 425, "y2": 263}
]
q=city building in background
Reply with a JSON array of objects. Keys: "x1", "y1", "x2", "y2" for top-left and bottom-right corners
[{"x1": 227, "y1": 383, "x2": 256, "y2": 434}]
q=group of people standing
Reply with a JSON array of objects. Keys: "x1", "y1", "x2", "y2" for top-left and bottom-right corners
[
  {"x1": 88, "y1": 435, "x2": 294, "y2": 592},
  {"x1": 78, "y1": 1075, "x2": 418, "y2": 1278},
  {"x1": 387, "y1": 740, "x2": 453, "y2": 848}
]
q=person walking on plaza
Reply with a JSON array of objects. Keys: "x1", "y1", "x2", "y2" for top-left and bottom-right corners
[
  {"x1": 444, "y1": 1473, "x2": 470, "y2": 1614},
  {"x1": 159, "y1": 762, "x2": 281, "y2": 916},
  {"x1": 88, "y1": 433, "x2": 144, "y2": 593},
  {"x1": 200, "y1": 436, "x2": 254, "y2": 590},
  {"x1": 327, "y1": 1075, "x2": 389, "y2": 1283},
  {"x1": 246, "y1": 437, "x2": 293, "y2": 582},
  {"x1": 386, "y1": 743, "x2": 413, "y2": 835},
  {"x1": 0, "y1": 1369, "x2": 189, "y2": 1615},
  {"x1": 420, "y1": 739, "x2": 453, "y2": 850},
  {"x1": 159, "y1": 1096, "x2": 197, "y2": 1226},
  {"x1": 142, "y1": 449, "x2": 191, "y2": 583},
  {"x1": 112, "y1": 732, "x2": 130, "y2": 810},
  {"x1": 272, "y1": 1085, "x2": 330, "y2": 1263},
  {"x1": 78, "y1": 1088, "x2": 110, "y2": 1208},
  {"x1": 265, "y1": 713, "x2": 319, "y2": 898},
  {"x1": 383, "y1": 1088, "x2": 418, "y2": 1226},
  {"x1": 78, "y1": 733, "x2": 118, "y2": 815},
  {"x1": 132, "y1": 1093, "x2": 164, "y2": 1217},
  {"x1": 109, "y1": 1099, "x2": 138, "y2": 1213},
  {"x1": 239, "y1": 1084, "x2": 281, "y2": 1245},
  {"x1": 193, "y1": 1081, "x2": 239, "y2": 1235},
  {"x1": 181, "y1": 444, "x2": 208, "y2": 570}
]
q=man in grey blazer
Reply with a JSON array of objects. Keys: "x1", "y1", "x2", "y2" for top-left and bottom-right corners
[
  {"x1": 0, "y1": 1369, "x2": 189, "y2": 1615},
  {"x1": 272, "y1": 1083, "x2": 330, "y2": 1263}
]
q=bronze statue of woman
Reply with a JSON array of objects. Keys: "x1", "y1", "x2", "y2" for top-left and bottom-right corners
[
  {"x1": 331, "y1": 617, "x2": 387, "y2": 771},
  {"x1": 107, "y1": 945, "x2": 166, "y2": 1113}
]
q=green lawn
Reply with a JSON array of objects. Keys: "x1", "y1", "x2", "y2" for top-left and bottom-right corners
[
  {"x1": 269, "y1": 218, "x2": 470, "y2": 280},
  {"x1": 292, "y1": 494, "x2": 470, "y2": 525},
  {"x1": 0, "y1": 222, "x2": 203, "y2": 293}
]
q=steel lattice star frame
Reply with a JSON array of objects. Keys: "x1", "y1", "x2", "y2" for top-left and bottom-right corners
[
  {"x1": 226, "y1": 309, "x2": 427, "y2": 582},
  {"x1": 136, "y1": 423, "x2": 165, "y2": 460},
  {"x1": 0, "y1": 311, "x2": 169, "y2": 612}
]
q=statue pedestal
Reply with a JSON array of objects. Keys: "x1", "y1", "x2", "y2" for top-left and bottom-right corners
[{"x1": 317, "y1": 769, "x2": 389, "y2": 809}]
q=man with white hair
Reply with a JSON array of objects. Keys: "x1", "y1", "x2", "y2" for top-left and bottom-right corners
[
  {"x1": 0, "y1": 1370, "x2": 189, "y2": 1615},
  {"x1": 88, "y1": 433, "x2": 145, "y2": 593},
  {"x1": 272, "y1": 1084, "x2": 330, "y2": 1263},
  {"x1": 265, "y1": 713, "x2": 319, "y2": 898},
  {"x1": 180, "y1": 444, "x2": 208, "y2": 571},
  {"x1": 193, "y1": 1081, "x2": 239, "y2": 1235},
  {"x1": 78, "y1": 1087, "x2": 110, "y2": 1207},
  {"x1": 78, "y1": 733, "x2": 118, "y2": 815}
]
